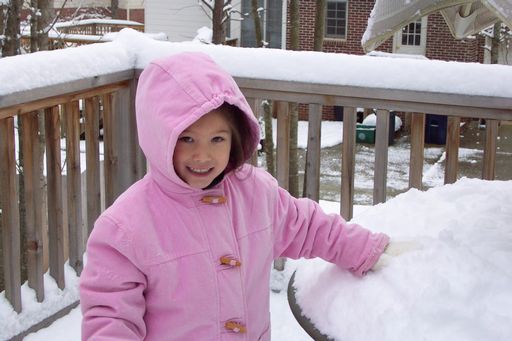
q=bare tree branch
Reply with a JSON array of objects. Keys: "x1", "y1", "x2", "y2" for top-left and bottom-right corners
[{"x1": 200, "y1": 0, "x2": 213, "y2": 12}]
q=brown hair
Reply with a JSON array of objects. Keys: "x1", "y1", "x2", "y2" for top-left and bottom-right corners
[{"x1": 217, "y1": 102, "x2": 253, "y2": 173}]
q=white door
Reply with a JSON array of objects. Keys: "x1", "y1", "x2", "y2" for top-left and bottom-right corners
[{"x1": 393, "y1": 16, "x2": 428, "y2": 55}]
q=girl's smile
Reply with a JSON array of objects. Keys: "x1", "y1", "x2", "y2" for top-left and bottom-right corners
[{"x1": 173, "y1": 109, "x2": 232, "y2": 189}]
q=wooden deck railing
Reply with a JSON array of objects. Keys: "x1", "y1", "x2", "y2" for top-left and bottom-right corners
[
  {"x1": 21, "y1": 21, "x2": 145, "y2": 50},
  {"x1": 0, "y1": 70, "x2": 145, "y2": 339},
  {"x1": 1, "y1": 60, "x2": 512, "y2": 338},
  {"x1": 56, "y1": 22, "x2": 144, "y2": 36}
]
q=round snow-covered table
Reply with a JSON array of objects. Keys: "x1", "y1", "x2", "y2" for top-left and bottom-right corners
[
  {"x1": 288, "y1": 271, "x2": 332, "y2": 341},
  {"x1": 287, "y1": 179, "x2": 512, "y2": 341}
]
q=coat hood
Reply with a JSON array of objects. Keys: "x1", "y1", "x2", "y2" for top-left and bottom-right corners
[{"x1": 135, "y1": 52, "x2": 260, "y2": 193}]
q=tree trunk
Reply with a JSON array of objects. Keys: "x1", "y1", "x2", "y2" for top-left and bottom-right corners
[
  {"x1": 288, "y1": 0, "x2": 300, "y2": 197},
  {"x1": 314, "y1": 0, "x2": 325, "y2": 51},
  {"x1": 251, "y1": 0, "x2": 263, "y2": 47},
  {"x1": 30, "y1": 0, "x2": 38, "y2": 53},
  {"x1": 37, "y1": 0, "x2": 54, "y2": 51},
  {"x1": 491, "y1": 21, "x2": 501, "y2": 65},
  {"x1": 3, "y1": 0, "x2": 21, "y2": 57},
  {"x1": 211, "y1": 0, "x2": 226, "y2": 44},
  {"x1": 111, "y1": 0, "x2": 119, "y2": 19},
  {"x1": 0, "y1": 4, "x2": 5, "y2": 55}
]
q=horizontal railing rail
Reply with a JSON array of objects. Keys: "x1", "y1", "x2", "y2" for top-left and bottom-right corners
[{"x1": 1, "y1": 61, "x2": 511, "y2": 338}]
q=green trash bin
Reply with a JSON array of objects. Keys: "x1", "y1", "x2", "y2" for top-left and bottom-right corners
[{"x1": 356, "y1": 124, "x2": 376, "y2": 144}]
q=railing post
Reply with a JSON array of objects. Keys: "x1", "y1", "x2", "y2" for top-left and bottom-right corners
[
  {"x1": 84, "y1": 97, "x2": 102, "y2": 236},
  {"x1": 65, "y1": 101, "x2": 84, "y2": 275},
  {"x1": 111, "y1": 79, "x2": 140, "y2": 200},
  {"x1": 0, "y1": 116, "x2": 22, "y2": 313},
  {"x1": 21, "y1": 111, "x2": 45, "y2": 302},
  {"x1": 304, "y1": 103, "x2": 322, "y2": 202},
  {"x1": 103, "y1": 93, "x2": 116, "y2": 207},
  {"x1": 373, "y1": 109, "x2": 390, "y2": 204},
  {"x1": 409, "y1": 113, "x2": 425, "y2": 189},
  {"x1": 247, "y1": 97, "x2": 261, "y2": 166},
  {"x1": 482, "y1": 119, "x2": 499, "y2": 180},
  {"x1": 341, "y1": 106, "x2": 357, "y2": 220},
  {"x1": 274, "y1": 100, "x2": 290, "y2": 271},
  {"x1": 276, "y1": 100, "x2": 290, "y2": 190},
  {"x1": 45, "y1": 106, "x2": 65, "y2": 289},
  {"x1": 444, "y1": 116, "x2": 460, "y2": 184}
]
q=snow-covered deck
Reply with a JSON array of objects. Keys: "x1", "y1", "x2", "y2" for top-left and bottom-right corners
[{"x1": 1, "y1": 29, "x2": 512, "y2": 339}]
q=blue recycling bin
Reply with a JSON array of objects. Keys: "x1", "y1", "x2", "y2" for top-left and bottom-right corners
[{"x1": 425, "y1": 114, "x2": 447, "y2": 145}]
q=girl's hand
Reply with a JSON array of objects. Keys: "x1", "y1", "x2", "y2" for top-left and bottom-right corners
[{"x1": 371, "y1": 240, "x2": 423, "y2": 272}]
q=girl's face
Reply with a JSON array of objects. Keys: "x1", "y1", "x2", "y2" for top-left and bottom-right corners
[{"x1": 173, "y1": 109, "x2": 232, "y2": 189}]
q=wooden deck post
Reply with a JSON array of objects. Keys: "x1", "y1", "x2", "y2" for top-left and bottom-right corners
[
  {"x1": 21, "y1": 111, "x2": 45, "y2": 302},
  {"x1": 102, "y1": 93, "x2": 116, "y2": 208},
  {"x1": 113, "y1": 85, "x2": 137, "y2": 197},
  {"x1": 276, "y1": 101, "x2": 290, "y2": 190},
  {"x1": 444, "y1": 116, "x2": 460, "y2": 184},
  {"x1": 482, "y1": 119, "x2": 499, "y2": 180},
  {"x1": 341, "y1": 107, "x2": 357, "y2": 220},
  {"x1": 45, "y1": 106, "x2": 66, "y2": 289},
  {"x1": 274, "y1": 100, "x2": 290, "y2": 271},
  {"x1": 0, "y1": 117, "x2": 22, "y2": 313},
  {"x1": 373, "y1": 109, "x2": 390, "y2": 204},
  {"x1": 84, "y1": 97, "x2": 102, "y2": 236},
  {"x1": 65, "y1": 101, "x2": 84, "y2": 275},
  {"x1": 409, "y1": 113, "x2": 425, "y2": 189},
  {"x1": 304, "y1": 104, "x2": 322, "y2": 202},
  {"x1": 247, "y1": 97, "x2": 261, "y2": 166}
]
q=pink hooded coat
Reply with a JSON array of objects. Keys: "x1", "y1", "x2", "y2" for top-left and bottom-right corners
[{"x1": 80, "y1": 52, "x2": 389, "y2": 340}]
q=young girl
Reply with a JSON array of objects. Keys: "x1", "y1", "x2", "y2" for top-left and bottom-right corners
[{"x1": 80, "y1": 52, "x2": 390, "y2": 340}]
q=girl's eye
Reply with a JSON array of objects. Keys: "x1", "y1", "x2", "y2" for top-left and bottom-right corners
[
  {"x1": 178, "y1": 136, "x2": 193, "y2": 143},
  {"x1": 212, "y1": 136, "x2": 225, "y2": 143}
]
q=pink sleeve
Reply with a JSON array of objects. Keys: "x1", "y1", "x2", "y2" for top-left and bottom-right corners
[
  {"x1": 80, "y1": 216, "x2": 147, "y2": 340},
  {"x1": 272, "y1": 187, "x2": 389, "y2": 277}
]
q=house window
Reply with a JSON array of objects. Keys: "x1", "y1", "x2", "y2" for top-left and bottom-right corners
[
  {"x1": 401, "y1": 20, "x2": 422, "y2": 46},
  {"x1": 325, "y1": 0, "x2": 348, "y2": 39}
]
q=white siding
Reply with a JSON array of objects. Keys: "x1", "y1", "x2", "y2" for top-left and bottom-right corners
[
  {"x1": 145, "y1": 0, "x2": 211, "y2": 42},
  {"x1": 120, "y1": 0, "x2": 144, "y2": 8}
]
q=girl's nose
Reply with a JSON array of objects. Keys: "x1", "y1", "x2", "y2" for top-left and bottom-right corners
[{"x1": 192, "y1": 145, "x2": 211, "y2": 162}]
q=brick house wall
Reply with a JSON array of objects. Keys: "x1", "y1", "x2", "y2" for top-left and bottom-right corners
[
  {"x1": 426, "y1": 12, "x2": 484, "y2": 62},
  {"x1": 116, "y1": 8, "x2": 145, "y2": 23},
  {"x1": 290, "y1": 0, "x2": 486, "y2": 121}
]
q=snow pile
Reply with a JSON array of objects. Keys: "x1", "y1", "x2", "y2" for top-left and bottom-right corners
[
  {"x1": 361, "y1": 113, "x2": 402, "y2": 131},
  {"x1": 293, "y1": 178, "x2": 512, "y2": 341},
  {"x1": 193, "y1": 26, "x2": 213, "y2": 44}
]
